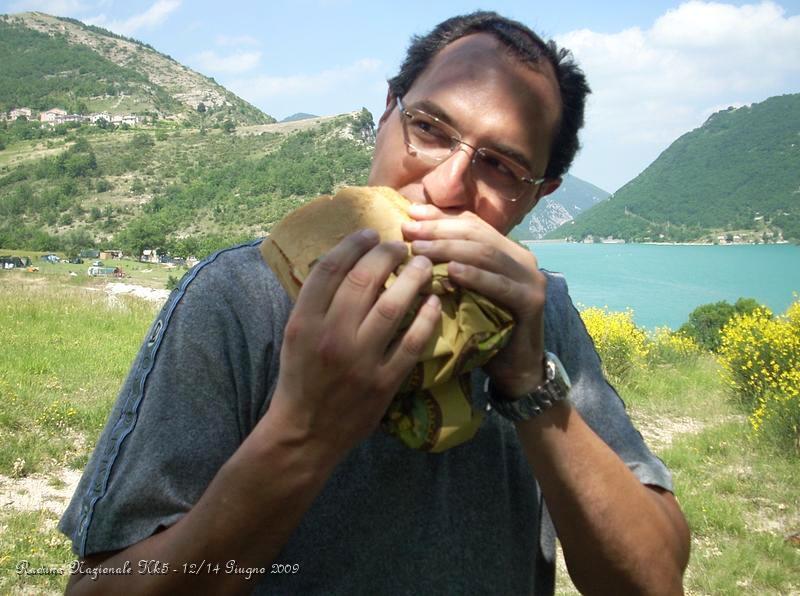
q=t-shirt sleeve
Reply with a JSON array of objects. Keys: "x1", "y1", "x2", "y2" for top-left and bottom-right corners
[
  {"x1": 58, "y1": 242, "x2": 291, "y2": 557},
  {"x1": 542, "y1": 270, "x2": 673, "y2": 491}
]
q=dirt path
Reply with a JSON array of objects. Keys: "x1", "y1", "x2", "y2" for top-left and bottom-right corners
[{"x1": 0, "y1": 469, "x2": 82, "y2": 518}]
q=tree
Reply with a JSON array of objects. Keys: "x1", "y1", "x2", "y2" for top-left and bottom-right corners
[{"x1": 678, "y1": 298, "x2": 763, "y2": 352}]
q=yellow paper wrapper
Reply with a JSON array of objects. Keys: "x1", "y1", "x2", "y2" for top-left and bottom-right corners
[{"x1": 261, "y1": 187, "x2": 514, "y2": 452}]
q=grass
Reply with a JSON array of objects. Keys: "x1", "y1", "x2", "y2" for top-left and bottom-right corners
[
  {"x1": 0, "y1": 247, "x2": 185, "y2": 289},
  {"x1": 554, "y1": 356, "x2": 800, "y2": 595},
  {"x1": 0, "y1": 273, "x2": 158, "y2": 476},
  {"x1": 0, "y1": 274, "x2": 798, "y2": 594}
]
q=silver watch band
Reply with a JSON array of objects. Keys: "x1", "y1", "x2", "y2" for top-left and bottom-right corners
[{"x1": 484, "y1": 351, "x2": 571, "y2": 421}]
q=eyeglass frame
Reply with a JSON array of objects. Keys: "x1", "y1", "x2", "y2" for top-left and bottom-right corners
[{"x1": 395, "y1": 96, "x2": 547, "y2": 203}]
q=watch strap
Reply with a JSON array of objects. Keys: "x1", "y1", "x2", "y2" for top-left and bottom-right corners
[{"x1": 485, "y1": 351, "x2": 571, "y2": 421}]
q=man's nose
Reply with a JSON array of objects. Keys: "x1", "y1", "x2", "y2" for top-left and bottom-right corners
[{"x1": 422, "y1": 145, "x2": 476, "y2": 211}]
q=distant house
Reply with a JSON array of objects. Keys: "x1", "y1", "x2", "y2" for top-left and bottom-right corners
[
  {"x1": 89, "y1": 112, "x2": 110, "y2": 124},
  {"x1": 79, "y1": 249, "x2": 100, "y2": 259},
  {"x1": 40, "y1": 108, "x2": 67, "y2": 124},
  {"x1": 141, "y1": 249, "x2": 160, "y2": 263},
  {"x1": 9, "y1": 107, "x2": 33, "y2": 121},
  {"x1": 100, "y1": 249, "x2": 123, "y2": 260}
]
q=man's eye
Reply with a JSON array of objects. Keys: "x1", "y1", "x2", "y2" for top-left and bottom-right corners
[
  {"x1": 412, "y1": 118, "x2": 449, "y2": 141},
  {"x1": 480, "y1": 153, "x2": 514, "y2": 177}
]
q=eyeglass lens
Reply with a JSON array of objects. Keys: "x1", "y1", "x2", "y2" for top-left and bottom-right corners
[{"x1": 401, "y1": 108, "x2": 531, "y2": 201}]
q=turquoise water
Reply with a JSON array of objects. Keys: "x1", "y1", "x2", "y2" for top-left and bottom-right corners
[{"x1": 528, "y1": 243, "x2": 800, "y2": 329}]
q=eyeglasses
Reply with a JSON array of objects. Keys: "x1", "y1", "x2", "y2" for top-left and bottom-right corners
[{"x1": 396, "y1": 96, "x2": 545, "y2": 202}]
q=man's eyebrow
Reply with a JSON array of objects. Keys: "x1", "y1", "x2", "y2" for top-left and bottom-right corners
[{"x1": 407, "y1": 98, "x2": 535, "y2": 174}]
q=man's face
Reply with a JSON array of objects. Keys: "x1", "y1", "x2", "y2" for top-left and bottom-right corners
[{"x1": 368, "y1": 33, "x2": 562, "y2": 235}]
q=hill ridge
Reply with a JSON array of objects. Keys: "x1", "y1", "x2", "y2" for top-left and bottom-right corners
[
  {"x1": 548, "y1": 93, "x2": 800, "y2": 243},
  {"x1": 0, "y1": 12, "x2": 273, "y2": 125}
]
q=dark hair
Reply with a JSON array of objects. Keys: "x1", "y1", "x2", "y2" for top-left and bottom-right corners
[{"x1": 388, "y1": 11, "x2": 590, "y2": 180}]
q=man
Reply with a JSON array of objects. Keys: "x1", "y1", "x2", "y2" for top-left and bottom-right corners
[{"x1": 61, "y1": 11, "x2": 689, "y2": 595}]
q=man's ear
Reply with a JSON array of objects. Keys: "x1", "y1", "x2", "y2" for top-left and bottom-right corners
[
  {"x1": 529, "y1": 177, "x2": 562, "y2": 209},
  {"x1": 377, "y1": 88, "x2": 397, "y2": 128}
]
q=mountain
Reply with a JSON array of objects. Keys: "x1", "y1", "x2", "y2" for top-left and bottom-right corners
[
  {"x1": 0, "y1": 10, "x2": 377, "y2": 258},
  {"x1": 0, "y1": 111, "x2": 376, "y2": 258},
  {"x1": 0, "y1": 12, "x2": 274, "y2": 126},
  {"x1": 510, "y1": 174, "x2": 610, "y2": 240},
  {"x1": 548, "y1": 93, "x2": 800, "y2": 243},
  {"x1": 281, "y1": 113, "x2": 318, "y2": 123}
]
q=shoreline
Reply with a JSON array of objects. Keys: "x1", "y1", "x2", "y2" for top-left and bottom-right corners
[{"x1": 522, "y1": 240, "x2": 795, "y2": 246}]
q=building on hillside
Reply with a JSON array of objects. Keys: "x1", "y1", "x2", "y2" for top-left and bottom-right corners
[
  {"x1": 40, "y1": 108, "x2": 67, "y2": 124},
  {"x1": 79, "y1": 249, "x2": 100, "y2": 259},
  {"x1": 140, "y1": 249, "x2": 160, "y2": 263},
  {"x1": 110, "y1": 114, "x2": 141, "y2": 126},
  {"x1": 9, "y1": 108, "x2": 33, "y2": 120},
  {"x1": 89, "y1": 112, "x2": 111, "y2": 124},
  {"x1": 99, "y1": 250, "x2": 123, "y2": 260}
]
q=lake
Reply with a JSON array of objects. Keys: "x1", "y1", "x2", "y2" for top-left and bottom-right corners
[{"x1": 527, "y1": 243, "x2": 800, "y2": 329}]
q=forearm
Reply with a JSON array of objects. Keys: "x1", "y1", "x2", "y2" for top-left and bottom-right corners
[
  {"x1": 517, "y1": 403, "x2": 689, "y2": 595},
  {"x1": 67, "y1": 405, "x2": 339, "y2": 596}
]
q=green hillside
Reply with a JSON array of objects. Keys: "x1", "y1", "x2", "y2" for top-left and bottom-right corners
[
  {"x1": 0, "y1": 12, "x2": 382, "y2": 259},
  {"x1": 0, "y1": 19, "x2": 162, "y2": 114},
  {"x1": 548, "y1": 93, "x2": 800, "y2": 243},
  {"x1": 0, "y1": 12, "x2": 273, "y2": 126},
  {"x1": 0, "y1": 113, "x2": 375, "y2": 258}
]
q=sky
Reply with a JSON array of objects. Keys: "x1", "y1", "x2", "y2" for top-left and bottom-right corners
[{"x1": 3, "y1": 0, "x2": 799, "y2": 192}]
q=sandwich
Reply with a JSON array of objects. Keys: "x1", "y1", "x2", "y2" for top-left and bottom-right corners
[{"x1": 261, "y1": 186, "x2": 513, "y2": 452}]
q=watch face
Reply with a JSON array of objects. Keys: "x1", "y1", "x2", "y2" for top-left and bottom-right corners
[{"x1": 548, "y1": 353, "x2": 572, "y2": 389}]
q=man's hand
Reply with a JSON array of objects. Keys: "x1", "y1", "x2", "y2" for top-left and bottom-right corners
[
  {"x1": 269, "y1": 229, "x2": 441, "y2": 464},
  {"x1": 402, "y1": 204, "x2": 548, "y2": 396}
]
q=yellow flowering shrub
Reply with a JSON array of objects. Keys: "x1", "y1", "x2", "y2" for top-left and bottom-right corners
[
  {"x1": 648, "y1": 327, "x2": 703, "y2": 366},
  {"x1": 580, "y1": 307, "x2": 649, "y2": 383},
  {"x1": 718, "y1": 300, "x2": 800, "y2": 452}
]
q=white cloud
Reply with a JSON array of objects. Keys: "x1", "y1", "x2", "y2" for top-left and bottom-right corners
[
  {"x1": 229, "y1": 58, "x2": 382, "y2": 102},
  {"x1": 214, "y1": 34, "x2": 260, "y2": 47},
  {"x1": 88, "y1": 0, "x2": 181, "y2": 36},
  {"x1": 194, "y1": 50, "x2": 262, "y2": 74},
  {"x1": 557, "y1": 1, "x2": 800, "y2": 190}
]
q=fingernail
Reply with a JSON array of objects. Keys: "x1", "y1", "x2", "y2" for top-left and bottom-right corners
[
  {"x1": 412, "y1": 240, "x2": 432, "y2": 251},
  {"x1": 425, "y1": 294, "x2": 441, "y2": 309},
  {"x1": 449, "y1": 261, "x2": 465, "y2": 274},
  {"x1": 360, "y1": 228, "x2": 379, "y2": 242},
  {"x1": 409, "y1": 204, "x2": 429, "y2": 216},
  {"x1": 403, "y1": 221, "x2": 421, "y2": 232},
  {"x1": 409, "y1": 255, "x2": 431, "y2": 269}
]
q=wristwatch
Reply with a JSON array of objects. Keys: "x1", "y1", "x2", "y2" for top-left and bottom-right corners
[{"x1": 486, "y1": 351, "x2": 571, "y2": 421}]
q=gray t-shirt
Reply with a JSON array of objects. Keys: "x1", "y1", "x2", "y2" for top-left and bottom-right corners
[{"x1": 60, "y1": 240, "x2": 672, "y2": 595}]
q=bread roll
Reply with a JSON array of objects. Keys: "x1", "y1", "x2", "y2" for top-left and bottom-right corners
[
  {"x1": 261, "y1": 186, "x2": 411, "y2": 300},
  {"x1": 261, "y1": 186, "x2": 513, "y2": 452}
]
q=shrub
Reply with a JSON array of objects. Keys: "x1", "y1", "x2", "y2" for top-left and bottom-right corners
[
  {"x1": 580, "y1": 307, "x2": 649, "y2": 383},
  {"x1": 679, "y1": 298, "x2": 761, "y2": 352},
  {"x1": 165, "y1": 274, "x2": 180, "y2": 291},
  {"x1": 130, "y1": 132, "x2": 155, "y2": 150},
  {"x1": 718, "y1": 299, "x2": 800, "y2": 452},
  {"x1": 648, "y1": 327, "x2": 702, "y2": 367}
]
